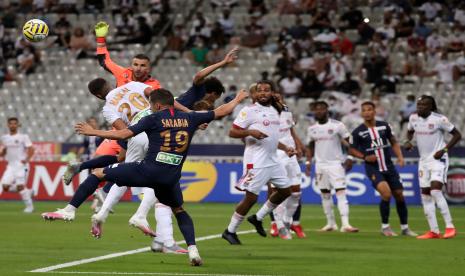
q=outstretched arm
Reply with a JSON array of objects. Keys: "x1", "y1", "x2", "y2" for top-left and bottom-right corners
[
  {"x1": 95, "y1": 21, "x2": 126, "y2": 76},
  {"x1": 75, "y1": 122, "x2": 134, "y2": 140},
  {"x1": 213, "y1": 88, "x2": 248, "y2": 119},
  {"x1": 193, "y1": 46, "x2": 239, "y2": 85}
]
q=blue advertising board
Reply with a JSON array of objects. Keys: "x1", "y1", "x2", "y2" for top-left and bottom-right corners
[{"x1": 174, "y1": 161, "x2": 423, "y2": 205}]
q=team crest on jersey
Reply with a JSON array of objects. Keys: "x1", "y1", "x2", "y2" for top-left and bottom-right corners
[
  {"x1": 371, "y1": 174, "x2": 376, "y2": 181},
  {"x1": 428, "y1": 124, "x2": 434, "y2": 129},
  {"x1": 263, "y1": 120, "x2": 270, "y2": 126},
  {"x1": 328, "y1": 129, "x2": 334, "y2": 134},
  {"x1": 240, "y1": 111, "x2": 247, "y2": 119}
]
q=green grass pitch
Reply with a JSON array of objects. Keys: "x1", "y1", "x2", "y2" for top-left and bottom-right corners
[{"x1": 1, "y1": 201, "x2": 465, "y2": 276}]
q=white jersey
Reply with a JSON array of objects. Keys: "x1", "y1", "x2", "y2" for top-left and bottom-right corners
[
  {"x1": 102, "y1": 81, "x2": 151, "y2": 125},
  {"x1": 233, "y1": 103, "x2": 281, "y2": 169},
  {"x1": 125, "y1": 108, "x2": 152, "y2": 162},
  {"x1": 0, "y1": 133, "x2": 33, "y2": 164},
  {"x1": 278, "y1": 110, "x2": 296, "y2": 148},
  {"x1": 407, "y1": 112, "x2": 455, "y2": 161},
  {"x1": 307, "y1": 119, "x2": 350, "y2": 165}
]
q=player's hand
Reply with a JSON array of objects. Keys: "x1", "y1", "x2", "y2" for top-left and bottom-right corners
[
  {"x1": 198, "y1": 123, "x2": 209, "y2": 130},
  {"x1": 247, "y1": 129, "x2": 268, "y2": 140},
  {"x1": 235, "y1": 89, "x2": 249, "y2": 102},
  {"x1": 433, "y1": 149, "x2": 445, "y2": 160},
  {"x1": 285, "y1": 147, "x2": 297, "y2": 157},
  {"x1": 95, "y1": 21, "x2": 109, "y2": 38},
  {"x1": 305, "y1": 162, "x2": 311, "y2": 176},
  {"x1": 223, "y1": 46, "x2": 239, "y2": 65},
  {"x1": 295, "y1": 145, "x2": 304, "y2": 159},
  {"x1": 403, "y1": 140, "x2": 414, "y2": 151},
  {"x1": 343, "y1": 159, "x2": 353, "y2": 171},
  {"x1": 75, "y1": 122, "x2": 94, "y2": 136},
  {"x1": 397, "y1": 157, "x2": 405, "y2": 167},
  {"x1": 364, "y1": 154, "x2": 377, "y2": 163}
]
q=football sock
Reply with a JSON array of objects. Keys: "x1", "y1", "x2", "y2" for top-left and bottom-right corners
[
  {"x1": 79, "y1": 155, "x2": 118, "y2": 171},
  {"x1": 19, "y1": 188, "x2": 33, "y2": 208},
  {"x1": 421, "y1": 193, "x2": 439, "y2": 233},
  {"x1": 102, "y1": 182, "x2": 114, "y2": 193},
  {"x1": 379, "y1": 200, "x2": 390, "y2": 225},
  {"x1": 321, "y1": 193, "x2": 336, "y2": 226},
  {"x1": 401, "y1": 224, "x2": 409, "y2": 230},
  {"x1": 284, "y1": 192, "x2": 300, "y2": 224},
  {"x1": 155, "y1": 203, "x2": 175, "y2": 247},
  {"x1": 256, "y1": 200, "x2": 277, "y2": 221},
  {"x1": 336, "y1": 190, "x2": 350, "y2": 227},
  {"x1": 273, "y1": 203, "x2": 285, "y2": 229},
  {"x1": 395, "y1": 199, "x2": 408, "y2": 225},
  {"x1": 97, "y1": 185, "x2": 127, "y2": 221},
  {"x1": 133, "y1": 188, "x2": 156, "y2": 218},
  {"x1": 175, "y1": 211, "x2": 196, "y2": 246},
  {"x1": 430, "y1": 189, "x2": 454, "y2": 228},
  {"x1": 292, "y1": 202, "x2": 302, "y2": 225},
  {"x1": 69, "y1": 174, "x2": 100, "y2": 208},
  {"x1": 227, "y1": 212, "x2": 244, "y2": 233},
  {"x1": 64, "y1": 204, "x2": 76, "y2": 212}
]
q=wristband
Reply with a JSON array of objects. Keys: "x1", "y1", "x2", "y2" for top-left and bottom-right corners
[
  {"x1": 96, "y1": 37, "x2": 106, "y2": 43},
  {"x1": 347, "y1": 155, "x2": 354, "y2": 161},
  {"x1": 305, "y1": 161, "x2": 311, "y2": 165}
]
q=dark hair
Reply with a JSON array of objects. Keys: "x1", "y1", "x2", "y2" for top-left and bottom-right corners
[
  {"x1": 88, "y1": 78, "x2": 107, "y2": 97},
  {"x1": 150, "y1": 88, "x2": 174, "y2": 106},
  {"x1": 256, "y1": 80, "x2": 276, "y2": 92},
  {"x1": 133, "y1": 54, "x2": 151, "y2": 62},
  {"x1": 204, "y1": 77, "x2": 225, "y2": 96},
  {"x1": 7, "y1": 117, "x2": 18, "y2": 123},
  {"x1": 418, "y1": 95, "x2": 438, "y2": 112},
  {"x1": 314, "y1": 101, "x2": 329, "y2": 108},
  {"x1": 361, "y1": 101, "x2": 376, "y2": 109}
]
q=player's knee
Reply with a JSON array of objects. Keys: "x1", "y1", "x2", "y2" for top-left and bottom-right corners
[
  {"x1": 245, "y1": 191, "x2": 258, "y2": 203},
  {"x1": 2, "y1": 184, "x2": 10, "y2": 192},
  {"x1": 335, "y1": 188, "x2": 346, "y2": 196},
  {"x1": 393, "y1": 190, "x2": 404, "y2": 202},
  {"x1": 421, "y1": 187, "x2": 431, "y2": 195},
  {"x1": 278, "y1": 187, "x2": 291, "y2": 198},
  {"x1": 16, "y1": 185, "x2": 25, "y2": 192},
  {"x1": 430, "y1": 181, "x2": 443, "y2": 190},
  {"x1": 91, "y1": 168, "x2": 105, "y2": 179},
  {"x1": 172, "y1": 206, "x2": 185, "y2": 214},
  {"x1": 290, "y1": 184, "x2": 301, "y2": 193},
  {"x1": 320, "y1": 189, "x2": 331, "y2": 194}
]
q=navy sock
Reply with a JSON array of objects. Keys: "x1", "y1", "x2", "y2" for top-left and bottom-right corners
[
  {"x1": 102, "y1": 182, "x2": 114, "y2": 193},
  {"x1": 79, "y1": 155, "x2": 118, "y2": 171},
  {"x1": 175, "y1": 211, "x2": 196, "y2": 246},
  {"x1": 293, "y1": 201, "x2": 302, "y2": 221},
  {"x1": 269, "y1": 211, "x2": 275, "y2": 222},
  {"x1": 69, "y1": 175, "x2": 101, "y2": 208},
  {"x1": 379, "y1": 200, "x2": 390, "y2": 224},
  {"x1": 395, "y1": 200, "x2": 408, "y2": 225}
]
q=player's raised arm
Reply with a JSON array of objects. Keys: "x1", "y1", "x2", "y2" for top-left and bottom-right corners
[
  {"x1": 213, "y1": 88, "x2": 248, "y2": 119},
  {"x1": 193, "y1": 46, "x2": 239, "y2": 85},
  {"x1": 95, "y1": 21, "x2": 125, "y2": 76},
  {"x1": 75, "y1": 122, "x2": 134, "y2": 140}
]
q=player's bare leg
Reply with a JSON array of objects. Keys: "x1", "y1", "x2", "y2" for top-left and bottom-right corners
[
  {"x1": 248, "y1": 187, "x2": 291, "y2": 237},
  {"x1": 392, "y1": 189, "x2": 417, "y2": 237},
  {"x1": 223, "y1": 191, "x2": 258, "y2": 245},
  {"x1": 376, "y1": 182, "x2": 397, "y2": 237}
]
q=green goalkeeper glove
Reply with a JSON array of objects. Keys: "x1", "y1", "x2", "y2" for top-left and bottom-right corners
[{"x1": 95, "y1": 21, "x2": 109, "y2": 38}]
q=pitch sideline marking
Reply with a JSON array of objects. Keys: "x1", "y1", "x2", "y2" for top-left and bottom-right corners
[
  {"x1": 29, "y1": 230, "x2": 256, "y2": 273},
  {"x1": 39, "y1": 271, "x2": 276, "y2": 276}
]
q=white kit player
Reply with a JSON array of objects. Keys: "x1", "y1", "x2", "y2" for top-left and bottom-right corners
[
  {"x1": 269, "y1": 91, "x2": 305, "y2": 240},
  {"x1": 305, "y1": 101, "x2": 358, "y2": 233},
  {"x1": 405, "y1": 95, "x2": 462, "y2": 239},
  {"x1": 0, "y1": 117, "x2": 35, "y2": 213},
  {"x1": 42, "y1": 79, "x2": 187, "y2": 253},
  {"x1": 222, "y1": 80, "x2": 296, "y2": 245}
]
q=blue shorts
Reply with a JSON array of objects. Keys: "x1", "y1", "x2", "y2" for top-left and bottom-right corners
[
  {"x1": 365, "y1": 164, "x2": 403, "y2": 191},
  {"x1": 103, "y1": 161, "x2": 183, "y2": 208}
]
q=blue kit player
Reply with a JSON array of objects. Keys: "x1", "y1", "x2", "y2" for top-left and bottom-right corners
[
  {"x1": 62, "y1": 88, "x2": 247, "y2": 266},
  {"x1": 348, "y1": 101, "x2": 417, "y2": 237}
]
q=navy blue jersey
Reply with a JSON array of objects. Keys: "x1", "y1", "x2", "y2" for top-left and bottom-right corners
[
  {"x1": 175, "y1": 83, "x2": 206, "y2": 109},
  {"x1": 351, "y1": 121, "x2": 395, "y2": 172},
  {"x1": 128, "y1": 108, "x2": 214, "y2": 183}
]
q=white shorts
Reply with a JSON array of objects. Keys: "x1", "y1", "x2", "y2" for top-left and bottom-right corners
[
  {"x1": 419, "y1": 158, "x2": 449, "y2": 188},
  {"x1": 237, "y1": 164, "x2": 290, "y2": 195},
  {"x1": 126, "y1": 133, "x2": 148, "y2": 195},
  {"x1": 315, "y1": 164, "x2": 346, "y2": 191},
  {"x1": 1, "y1": 163, "x2": 29, "y2": 187},
  {"x1": 278, "y1": 155, "x2": 302, "y2": 186}
]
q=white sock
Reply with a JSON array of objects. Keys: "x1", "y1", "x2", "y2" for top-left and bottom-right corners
[
  {"x1": 19, "y1": 188, "x2": 33, "y2": 207},
  {"x1": 256, "y1": 200, "x2": 277, "y2": 221},
  {"x1": 273, "y1": 203, "x2": 286, "y2": 229},
  {"x1": 155, "y1": 203, "x2": 174, "y2": 247},
  {"x1": 382, "y1": 223, "x2": 390, "y2": 229},
  {"x1": 284, "y1": 192, "x2": 300, "y2": 224},
  {"x1": 227, "y1": 212, "x2": 244, "y2": 233},
  {"x1": 400, "y1": 224, "x2": 409, "y2": 230},
  {"x1": 292, "y1": 221, "x2": 300, "y2": 226},
  {"x1": 430, "y1": 190, "x2": 454, "y2": 228},
  {"x1": 421, "y1": 194, "x2": 439, "y2": 233},
  {"x1": 64, "y1": 204, "x2": 76, "y2": 212},
  {"x1": 321, "y1": 193, "x2": 336, "y2": 226},
  {"x1": 133, "y1": 188, "x2": 156, "y2": 219},
  {"x1": 336, "y1": 190, "x2": 350, "y2": 227},
  {"x1": 97, "y1": 185, "x2": 127, "y2": 221}
]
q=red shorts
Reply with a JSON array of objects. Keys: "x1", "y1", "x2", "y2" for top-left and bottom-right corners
[{"x1": 94, "y1": 139, "x2": 121, "y2": 156}]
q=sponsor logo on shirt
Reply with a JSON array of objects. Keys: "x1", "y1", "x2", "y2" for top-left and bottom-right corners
[
  {"x1": 328, "y1": 129, "x2": 334, "y2": 134},
  {"x1": 428, "y1": 124, "x2": 434, "y2": 129}
]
